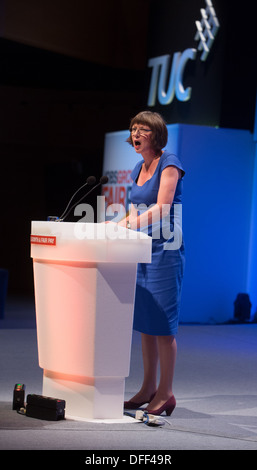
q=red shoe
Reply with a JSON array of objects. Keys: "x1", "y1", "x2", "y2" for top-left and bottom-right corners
[
  {"x1": 146, "y1": 395, "x2": 176, "y2": 416},
  {"x1": 124, "y1": 392, "x2": 156, "y2": 410}
]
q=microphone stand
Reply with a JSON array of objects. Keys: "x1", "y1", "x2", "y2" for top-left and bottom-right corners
[{"x1": 61, "y1": 176, "x2": 108, "y2": 222}]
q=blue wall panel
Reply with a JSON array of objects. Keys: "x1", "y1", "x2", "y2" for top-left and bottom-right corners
[
  {"x1": 246, "y1": 95, "x2": 257, "y2": 320},
  {"x1": 169, "y1": 125, "x2": 255, "y2": 323}
]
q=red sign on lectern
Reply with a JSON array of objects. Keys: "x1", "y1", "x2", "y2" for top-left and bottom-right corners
[{"x1": 30, "y1": 235, "x2": 56, "y2": 246}]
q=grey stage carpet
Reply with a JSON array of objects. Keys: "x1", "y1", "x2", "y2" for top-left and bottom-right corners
[{"x1": 1, "y1": 318, "x2": 257, "y2": 452}]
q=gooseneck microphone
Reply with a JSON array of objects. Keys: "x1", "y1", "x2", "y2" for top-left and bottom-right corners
[
  {"x1": 59, "y1": 175, "x2": 96, "y2": 221},
  {"x1": 60, "y1": 175, "x2": 109, "y2": 222}
]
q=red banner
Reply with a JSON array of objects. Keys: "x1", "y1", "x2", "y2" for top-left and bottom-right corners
[{"x1": 30, "y1": 235, "x2": 56, "y2": 246}]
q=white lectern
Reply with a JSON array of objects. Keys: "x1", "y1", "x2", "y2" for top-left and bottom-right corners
[{"x1": 30, "y1": 221, "x2": 151, "y2": 420}]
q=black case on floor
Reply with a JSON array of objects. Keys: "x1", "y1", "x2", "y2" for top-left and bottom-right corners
[{"x1": 26, "y1": 394, "x2": 65, "y2": 420}]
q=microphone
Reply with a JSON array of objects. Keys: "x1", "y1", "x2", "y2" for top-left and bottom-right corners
[
  {"x1": 59, "y1": 175, "x2": 96, "y2": 220},
  {"x1": 98, "y1": 175, "x2": 108, "y2": 185},
  {"x1": 47, "y1": 175, "x2": 96, "y2": 222},
  {"x1": 61, "y1": 175, "x2": 109, "y2": 221}
]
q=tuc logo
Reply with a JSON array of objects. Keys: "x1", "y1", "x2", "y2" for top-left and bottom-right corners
[{"x1": 147, "y1": 0, "x2": 220, "y2": 106}]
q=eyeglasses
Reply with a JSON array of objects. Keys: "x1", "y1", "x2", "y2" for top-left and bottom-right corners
[{"x1": 131, "y1": 127, "x2": 152, "y2": 135}]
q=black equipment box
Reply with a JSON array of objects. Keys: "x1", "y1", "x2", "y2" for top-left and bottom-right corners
[{"x1": 26, "y1": 394, "x2": 66, "y2": 421}]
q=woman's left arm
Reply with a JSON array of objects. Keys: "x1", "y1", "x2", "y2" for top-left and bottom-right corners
[{"x1": 157, "y1": 165, "x2": 181, "y2": 216}]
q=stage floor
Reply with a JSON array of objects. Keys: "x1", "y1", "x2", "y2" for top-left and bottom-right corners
[{"x1": 0, "y1": 298, "x2": 257, "y2": 451}]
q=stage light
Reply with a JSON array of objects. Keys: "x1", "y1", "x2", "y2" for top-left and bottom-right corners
[
  {"x1": 12, "y1": 384, "x2": 25, "y2": 410},
  {"x1": 234, "y1": 293, "x2": 252, "y2": 322}
]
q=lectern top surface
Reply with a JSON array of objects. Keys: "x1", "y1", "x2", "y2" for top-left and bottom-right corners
[{"x1": 30, "y1": 221, "x2": 152, "y2": 264}]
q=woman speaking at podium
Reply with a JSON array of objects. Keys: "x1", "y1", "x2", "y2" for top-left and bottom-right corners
[{"x1": 119, "y1": 111, "x2": 185, "y2": 416}]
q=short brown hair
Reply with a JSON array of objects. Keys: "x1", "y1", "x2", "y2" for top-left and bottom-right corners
[{"x1": 127, "y1": 111, "x2": 168, "y2": 152}]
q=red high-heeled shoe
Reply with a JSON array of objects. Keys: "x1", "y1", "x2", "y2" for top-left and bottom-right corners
[
  {"x1": 146, "y1": 395, "x2": 176, "y2": 416},
  {"x1": 124, "y1": 392, "x2": 156, "y2": 410}
]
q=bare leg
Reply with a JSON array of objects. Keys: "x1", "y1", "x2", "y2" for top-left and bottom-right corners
[
  {"x1": 127, "y1": 333, "x2": 158, "y2": 404},
  {"x1": 147, "y1": 335, "x2": 177, "y2": 410}
]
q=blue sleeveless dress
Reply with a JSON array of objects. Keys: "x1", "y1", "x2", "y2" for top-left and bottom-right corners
[{"x1": 130, "y1": 151, "x2": 185, "y2": 336}]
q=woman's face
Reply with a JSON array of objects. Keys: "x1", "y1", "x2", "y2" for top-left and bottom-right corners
[{"x1": 131, "y1": 123, "x2": 152, "y2": 153}]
